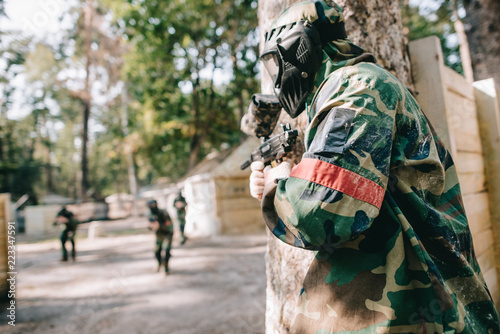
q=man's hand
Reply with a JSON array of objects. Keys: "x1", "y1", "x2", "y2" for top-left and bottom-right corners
[
  {"x1": 56, "y1": 216, "x2": 69, "y2": 224},
  {"x1": 249, "y1": 161, "x2": 291, "y2": 200},
  {"x1": 250, "y1": 162, "x2": 266, "y2": 200},
  {"x1": 149, "y1": 221, "x2": 160, "y2": 232}
]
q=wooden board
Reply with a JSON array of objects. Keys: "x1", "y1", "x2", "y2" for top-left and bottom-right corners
[
  {"x1": 454, "y1": 132, "x2": 483, "y2": 154},
  {"x1": 219, "y1": 197, "x2": 261, "y2": 213},
  {"x1": 455, "y1": 152, "x2": 486, "y2": 174},
  {"x1": 458, "y1": 172, "x2": 486, "y2": 195},
  {"x1": 406, "y1": 37, "x2": 500, "y2": 311},
  {"x1": 409, "y1": 37, "x2": 455, "y2": 155},
  {"x1": 220, "y1": 209, "x2": 265, "y2": 235},
  {"x1": 483, "y1": 267, "x2": 500, "y2": 307},
  {"x1": 443, "y1": 66, "x2": 475, "y2": 101},
  {"x1": 464, "y1": 192, "x2": 492, "y2": 237},
  {"x1": 478, "y1": 248, "x2": 496, "y2": 277},
  {"x1": 0, "y1": 194, "x2": 11, "y2": 298},
  {"x1": 214, "y1": 177, "x2": 252, "y2": 199},
  {"x1": 447, "y1": 92, "x2": 478, "y2": 135},
  {"x1": 473, "y1": 79, "x2": 500, "y2": 308},
  {"x1": 473, "y1": 228, "x2": 495, "y2": 258}
]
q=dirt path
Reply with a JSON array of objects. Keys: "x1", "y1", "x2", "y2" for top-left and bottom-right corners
[{"x1": 1, "y1": 219, "x2": 267, "y2": 334}]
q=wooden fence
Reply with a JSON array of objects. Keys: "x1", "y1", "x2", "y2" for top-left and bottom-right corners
[
  {"x1": 0, "y1": 194, "x2": 11, "y2": 299},
  {"x1": 410, "y1": 36, "x2": 500, "y2": 306}
]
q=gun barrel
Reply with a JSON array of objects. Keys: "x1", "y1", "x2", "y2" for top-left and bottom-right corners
[
  {"x1": 240, "y1": 160, "x2": 252, "y2": 170},
  {"x1": 240, "y1": 125, "x2": 298, "y2": 171}
]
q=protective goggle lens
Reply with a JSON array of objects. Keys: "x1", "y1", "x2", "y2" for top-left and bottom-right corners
[{"x1": 261, "y1": 52, "x2": 282, "y2": 89}]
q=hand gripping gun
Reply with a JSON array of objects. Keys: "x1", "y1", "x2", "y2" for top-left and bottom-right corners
[{"x1": 240, "y1": 123, "x2": 298, "y2": 170}]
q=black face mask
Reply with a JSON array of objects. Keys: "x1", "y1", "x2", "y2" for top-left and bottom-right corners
[
  {"x1": 260, "y1": 21, "x2": 323, "y2": 118},
  {"x1": 260, "y1": 1, "x2": 348, "y2": 118},
  {"x1": 149, "y1": 206, "x2": 159, "y2": 215}
]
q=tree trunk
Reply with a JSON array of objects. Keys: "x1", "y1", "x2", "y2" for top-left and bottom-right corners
[
  {"x1": 81, "y1": 0, "x2": 93, "y2": 201},
  {"x1": 462, "y1": 0, "x2": 500, "y2": 88},
  {"x1": 453, "y1": 0, "x2": 474, "y2": 83},
  {"x1": 257, "y1": 0, "x2": 412, "y2": 332},
  {"x1": 189, "y1": 76, "x2": 203, "y2": 170},
  {"x1": 121, "y1": 89, "x2": 138, "y2": 215}
]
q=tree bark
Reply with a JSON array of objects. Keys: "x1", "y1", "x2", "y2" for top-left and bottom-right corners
[
  {"x1": 81, "y1": 0, "x2": 93, "y2": 201},
  {"x1": 121, "y1": 89, "x2": 138, "y2": 215},
  {"x1": 257, "y1": 0, "x2": 412, "y2": 332},
  {"x1": 462, "y1": 0, "x2": 500, "y2": 88},
  {"x1": 453, "y1": 0, "x2": 474, "y2": 83},
  {"x1": 189, "y1": 75, "x2": 203, "y2": 170}
]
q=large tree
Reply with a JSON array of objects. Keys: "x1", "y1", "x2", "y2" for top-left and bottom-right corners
[
  {"x1": 462, "y1": 0, "x2": 500, "y2": 88},
  {"x1": 121, "y1": 0, "x2": 260, "y2": 178},
  {"x1": 0, "y1": 34, "x2": 44, "y2": 202},
  {"x1": 57, "y1": 0, "x2": 131, "y2": 200},
  {"x1": 257, "y1": 1, "x2": 413, "y2": 332}
]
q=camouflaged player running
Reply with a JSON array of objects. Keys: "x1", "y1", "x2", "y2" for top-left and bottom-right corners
[
  {"x1": 147, "y1": 199, "x2": 174, "y2": 273},
  {"x1": 173, "y1": 191, "x2": 188, "y2": 245},
  {"x1": 55, "y1": 206, "x2": 78, "y2": 261},
  {"x1": 258, "y1": 1, "x2": 500, "y2": 333}
]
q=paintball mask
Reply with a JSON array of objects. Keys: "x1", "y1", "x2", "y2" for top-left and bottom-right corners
[
  {"x1": 147, "y1": 199, "x2": 159, "y2": 214},
  {"x1": 260, "y1": 1, "x2": 347, "y2": 118},
  {"x1": 260, "y1": 20, "x2": 322, "y2": 119}
]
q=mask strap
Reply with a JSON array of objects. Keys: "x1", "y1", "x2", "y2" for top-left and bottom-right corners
[{"x1": 313, "y1": 1, "x2": 347, "y2": 45}]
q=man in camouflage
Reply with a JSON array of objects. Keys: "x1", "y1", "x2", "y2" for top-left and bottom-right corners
[
  {"x1": 54, "y1": 205, "x2": 78, "y2": 261},
  {"x1": 147, "y1": 199, "x2": 174, "y2": 274},
  {"x1": 249, "y1": 1, "x2": 500, "y2": 332},
  {"x1": 173, "y1": 190, "x2": 188, "y2": 245}
]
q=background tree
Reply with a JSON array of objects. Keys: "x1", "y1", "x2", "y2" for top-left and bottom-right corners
[
  {"x1": 258, "y1": 1, "x2": 413, "y2": 332},
  {"x1": 462, "y1": 0, "x2": 500, "y2": 88},
  {"x1": 0, "y1": 34, "x2": 42, "y2": 203},
  {"x1": 0, "y1": 0, "x2": 135, "y2": 203},
  {"x1": 81, "y1": 0, "x2": 94, "y2": 201},
  {"x1": 58, "y1": 0, "x2": 132, "y2": 200},
  {"x1": 0, "y1": 0, "x2": 261, "y2": 203},
  {"x1": 401, "y1": 0, "x2": 464, "y2": 75},
  {"x1": 119, "y1": 0, "x2": 260, "y2": 178}
]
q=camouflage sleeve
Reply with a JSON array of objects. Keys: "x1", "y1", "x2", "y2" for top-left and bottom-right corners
[
  {"x1": 263, "y1": 66, "x2": 398, "y2": 251},
  {"x1": 161, "y1": 210, "x2": 172, "y2": 223}
]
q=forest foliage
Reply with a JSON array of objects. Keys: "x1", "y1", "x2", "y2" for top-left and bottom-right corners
[{"x1": 0, "y1": 0, "x2": 465, "y2": 203}]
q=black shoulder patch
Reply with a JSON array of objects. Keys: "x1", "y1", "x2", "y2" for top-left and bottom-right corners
[{"x1": 309, "y1": 107, "x2": 356, "y2": 155}]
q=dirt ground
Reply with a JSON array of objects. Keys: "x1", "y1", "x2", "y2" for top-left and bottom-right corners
[{"x1": 0, "y1": 218, "x2": 267, "y2": 334}]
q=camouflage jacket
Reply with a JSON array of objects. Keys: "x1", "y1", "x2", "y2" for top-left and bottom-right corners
[
  {"x1": 149, "y1": 209, "x2": 173, "y2": 235},
  {"x1": 56, "y1": 208, "x2": 78, "y2": 231},
  {"x1": 262, "y1": 62, "x2": 500, "y2": 333},
  {"x1": 173, "y1": 195, "x2": 187, "y2": 220}
]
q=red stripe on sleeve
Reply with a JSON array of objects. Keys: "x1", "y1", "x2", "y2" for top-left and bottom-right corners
[{"x1": 290, "y1": 158, "x2": 385, "y2": 209}]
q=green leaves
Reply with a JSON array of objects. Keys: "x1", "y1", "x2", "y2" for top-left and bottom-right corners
[
  {"x1": 402, "y1": 0, "x2": 463, "y2": 74},
  {"x1": 122, "y1": 0, "x2": 259, "y2": 176},
  {"x1": 0, "y1": 0, "x2": 260, "y2": 201}
]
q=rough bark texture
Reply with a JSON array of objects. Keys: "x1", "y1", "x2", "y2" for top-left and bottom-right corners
[
  {"x1": 463, "y1": 0, "x2": 500, "y2": 89},
  {"x1": 257, "y1": 0, "x2": 412, "y2": 332},
  {"x1": 81, "y1": 0, "x2": 93, "y2": 201},
  {"x1": 336, "y1": 0, "x2": 413, "y2": 90}
]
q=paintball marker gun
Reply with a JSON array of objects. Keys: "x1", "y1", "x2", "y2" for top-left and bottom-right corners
[
  {"x1": 240, "y1": 94, "x2": 282, "y2": 139},
  {"x1": 240, "y1": 123, "x2": 298, "y2": 170}
]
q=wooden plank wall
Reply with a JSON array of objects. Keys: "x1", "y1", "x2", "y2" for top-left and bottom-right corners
[
  {"x1": 474, "y1": 79, "x2": 500, "y2": 301},
  {"x1": 442, "y1": 67, "x2": 499, "y2": 301},
  {"x1": 0, "y1": 194, "x2": 11, "y2": 299},
  {"x1": 214, "y1": 176, "x2": 265, "y2": 235},
  {"x1": 410, "y1": 36, "x2": 500, "y2": 306}
]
